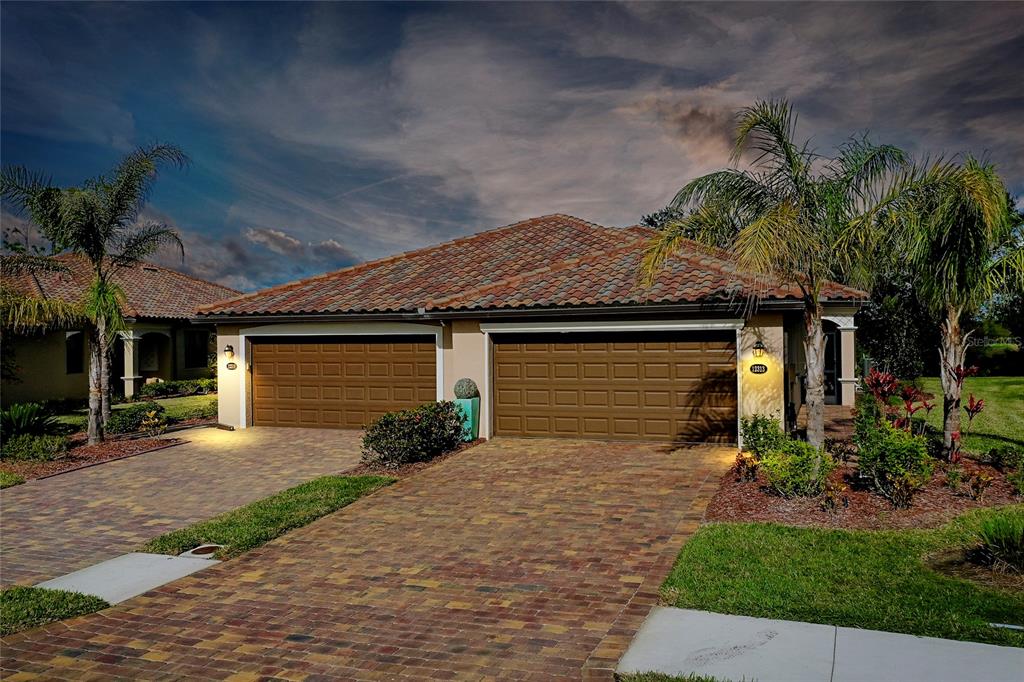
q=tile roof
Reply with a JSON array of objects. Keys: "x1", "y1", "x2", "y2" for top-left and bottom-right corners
[
  {"x1": 199, "y1": 214, "x2": 865, "y2": 317},
  {"x1": 2, "y1": 254, "x2": 240, "y2": 320}
]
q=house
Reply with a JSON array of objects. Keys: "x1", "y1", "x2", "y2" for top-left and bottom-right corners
[
  {"x1": 2, "y1": 255, "x2": 240, "y2": 405},
  {"x1": 197, "y1": 215, "x2": 864, "y2": 444}
]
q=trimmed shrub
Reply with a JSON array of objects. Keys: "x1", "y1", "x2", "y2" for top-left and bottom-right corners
[
  {"x1": 361, "y1": 401, "x2": 464, "y2": 469},
  {"x1": 975, "y1": 508, "x2": 1024, "y2": 573},
  {"x1": 853, "y1": 392, "x2": 884, "y2": 445},
  {"x1": 177, "y1": 401, "x2": 218, "y2": 421},
  {"x1": 105, "y1": 402, "x2": 166, "y2": 434},
  {"x1": 1, "y1": 434, "x2": 70, "y2": 461},
  {"x1": 0, "y1": 403, "x2": 58, "y2": 437},
  {"x1": 984, "y1": 446, "x2": 1024, "y2": 473},
  {"x1": 137, "y1": 378, "x2": 216, "y2": 398},
  {"x1": 855, "y1": 419, "x2": 933, "y2": 508},
  {"x1": 453, "y1": 377, "x2": 479, "y2": 399},
  {"x1": 760, "y1": 439, "x2": 836, "y2": 498},
  {"x1": 739, "y1": 414, "x2": 786, "y2": 459}
]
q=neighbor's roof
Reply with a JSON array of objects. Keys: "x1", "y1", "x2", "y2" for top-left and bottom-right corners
[
  {"x1": 198, "y1": 214, "x2": 865, "y2": 317},
  {"x1": 2, "y1": 254, "x2": 241, "y2": 320}
]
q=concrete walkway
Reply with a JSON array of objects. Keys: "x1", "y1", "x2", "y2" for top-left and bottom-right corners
[
  {"x1": 0, "y1": 427, "x2": 363, "y2": 586},
  {"x1": 618, "y1": 607, "x2": 1024, "y2": 682}
]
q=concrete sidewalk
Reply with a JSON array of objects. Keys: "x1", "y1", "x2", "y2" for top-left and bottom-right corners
[{"x1": 618, "y1": 607, "x2": 1024, "y2": 682}]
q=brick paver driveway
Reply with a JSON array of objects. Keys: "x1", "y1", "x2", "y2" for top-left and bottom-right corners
[
  {"x1": 0, "y1": 427, "x2": 363, "y2": 587},
  {"x1": 1, "y1": 438, "x2": 732, "y2": 681}
]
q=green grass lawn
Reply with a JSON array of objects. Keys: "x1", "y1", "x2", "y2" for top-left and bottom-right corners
[
  {"x1": 918, "y1": 376, "x2": 1024, "y2": 452},
  {"x1": 54, "y1": 394, "x2": 218, "y2": 431},
  {"x1": 661, "y1": 505, "x2": 1024, "y2": 648},
  {"x1": 1, "y1": 586, "x2": 108, "y2": 636},
  {"x1": 0, "y1": 470, "x2": 26, "y2": 489},
  {"x1": 141, "y1": 475, "x2": 394, "y2": 559}
]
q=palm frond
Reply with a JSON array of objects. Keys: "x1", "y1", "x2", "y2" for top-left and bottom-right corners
[
  {"x1": 102, "y1": 144, "x2": 190, "y2": 227},
  {"x1": 82, "y1": 278, "x2": 127, "y2": 339},
  {"x1": 112, "y1": 222, "x2": 184, "y2": 268},
  {"x1": 0, "y1": 284, "x2": 85, "y2": 333},
  {"x1": 0, "y1": 254, "x2": 70, "y2": 276},
  {"x1": 732, "y1": 99, "x2": 811, "y2": 193}
]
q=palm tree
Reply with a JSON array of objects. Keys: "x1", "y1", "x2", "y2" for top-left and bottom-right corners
[
  {"x1": 2, "y1": 145, "x2": 188, "y2": 443},
  {"x1": 883, "y1": 159, "x2": 1022, "y2": 456},
  {"x1": 643, "y1": 99, "x2": 909, "y2": 450}
]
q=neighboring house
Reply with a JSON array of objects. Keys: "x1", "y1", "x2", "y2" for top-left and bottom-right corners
[
  {"x1": 198, "y1": 215, "x2": 865, "y2": 444},
  {"x1": 2, "y1": 255, "x2": 240, "y2": 405}
]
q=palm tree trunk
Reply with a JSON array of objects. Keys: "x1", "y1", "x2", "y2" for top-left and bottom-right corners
[
  {"x1": 803, "y1": 309, "x2": 827, "y2": 451},
  {"x1": 939, "y1": 307, "x2": 967, "y2": 457},
  {"x1": 87, "y1": 322, "x2": 104, "y2": 445},
  {"x1": 100, "y1": 333, "x2": 113, "y2": 423}
]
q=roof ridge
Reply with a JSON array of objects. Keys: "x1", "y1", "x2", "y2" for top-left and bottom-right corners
[{"x1": 197, "y1": 214, "x2": 611, "y2": 314}]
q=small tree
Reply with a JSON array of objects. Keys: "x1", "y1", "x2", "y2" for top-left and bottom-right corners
[
  {"x1": 883, "y1": 159, "x2": 1022, "y2": 456},
  {"x1": 2, "y1": 145, "x2": 189, "y2": 443}
]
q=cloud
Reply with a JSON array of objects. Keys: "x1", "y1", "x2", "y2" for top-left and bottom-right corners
[
  {"x1": 245, "y1": 227, "x2": 304, "y2": 255},
  {"x1": 4, "y1": 1, "x2": 1023, "y2": 293}
]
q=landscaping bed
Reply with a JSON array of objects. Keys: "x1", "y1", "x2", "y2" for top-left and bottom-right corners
[
  {"x1": 0, "y1": 437, "x2": 182, "y2": 483},
  {"x1": 707, "y1": 458, "x2": 1018, "y2": 530},
  {"x1": 345, "y1": 437, "x2": 482, "y2": 479},
  {"x1": 661, "y1": 506, "x2": 1024, "y2": 648}
]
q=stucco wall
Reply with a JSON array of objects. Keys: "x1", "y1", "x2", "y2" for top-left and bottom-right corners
[
  {"x1": 216, "y1": 324, "x2": 243, "y2": 427},
  {"x1": 737, "y1": 314, "x2": 786, "y2": 441},
  {"x1": 2, "y1": 331, "x2": 90, "y2": 405}
]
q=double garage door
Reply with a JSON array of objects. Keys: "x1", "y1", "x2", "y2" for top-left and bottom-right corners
[
  {"x1": 251, "y1": 336, "x2": 436, "y2": 428},
  {"x1": 250, "y1": 331, "x2": 737, "y2": 443},
  {"x1": 492, "y1": 331, "x2": 737, "y2": 443}
]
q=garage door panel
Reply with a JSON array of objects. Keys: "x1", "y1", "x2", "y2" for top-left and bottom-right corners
[
  {"x1": 251, "y1": 336, "x2": 435, "y2": 428},
  {"x1": 493, "y1": 331, "x2": 737, "y2": 443}
]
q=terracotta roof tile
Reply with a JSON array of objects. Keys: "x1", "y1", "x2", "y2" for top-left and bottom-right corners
[
  {"x1": 199, "y1": 214, "x2": 866, "y2": 317},
  {"x1": 2, "y1": 254, "x2": 240, "y2": 320}
]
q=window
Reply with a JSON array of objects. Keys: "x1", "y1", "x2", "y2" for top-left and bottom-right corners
[
  {"x1": 65, "y1": 331, "x2": 84, "y2": 374},
  {"x1": 184, "y1": 329, "x2": 210, "y2": 369}
]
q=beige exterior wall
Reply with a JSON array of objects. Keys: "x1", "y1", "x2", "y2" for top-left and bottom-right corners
[
  {"x1": 216, "y1": 324, "x2": 243, "y2": 427},
  {"x1": 211, "y1": 313, "x2": 849, "y2": 441},
  {"x1": 738, "y1": 314, "x2": 786, "y2": 443},
  {"x1": 2, "y1": 330, "x2": 90, "y2": 405}
]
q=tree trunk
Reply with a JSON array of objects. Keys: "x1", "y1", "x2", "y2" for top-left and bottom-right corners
[
  {"x1": 87, "y1": 322, "x2": 104, "y2": 445},
  {"x1": 100, "y1": 332, "x2": 113, "y2": 424},
  {"x1": 939, "y1": 307, "x2": 967, "y2": 457},
  {"x1": 803, "y1": 309, "x2": 827, "y2": 452}
]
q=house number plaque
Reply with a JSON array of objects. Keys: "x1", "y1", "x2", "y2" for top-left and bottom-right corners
[
  {"x1": 226, "y1": 362, "x2": 238, "y2": 370},
  {"x1": 750, "y1": 363, "x2": 768, "y2": 374}
]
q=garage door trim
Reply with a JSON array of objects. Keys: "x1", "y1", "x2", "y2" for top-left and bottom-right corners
[
  {"x1": 236, "y1": 322, "x2": 443, "y2": 428},
  {"x1": 479, "y1": 319, "x2": 743, "y2": 440}
]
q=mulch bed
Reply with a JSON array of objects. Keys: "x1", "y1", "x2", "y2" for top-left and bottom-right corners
[
  {"x1": 343, "y1": 439, "x2": 482, "y2": 479},
  {"x1": 1, "y1": 438, "x2": 184, "y2": 482},
  {"x1": 706, "y1": 458, "x2": 1020, "y2": 530}
]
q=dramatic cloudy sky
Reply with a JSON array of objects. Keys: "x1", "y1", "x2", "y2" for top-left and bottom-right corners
[{"x1": 2, "y1": 2, "x2": 1022, "y2": 291}]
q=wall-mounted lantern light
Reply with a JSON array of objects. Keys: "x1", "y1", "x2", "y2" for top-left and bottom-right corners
[
  {"x1": 752, "y1": 340, "x2": 767, "y2": 358},
  {"x1": 224, "y1": 344, "x2": 234, "y2": 359}
]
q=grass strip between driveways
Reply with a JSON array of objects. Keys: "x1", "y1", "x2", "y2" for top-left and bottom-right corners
[
  {"x1": 1, "y1": 586, "x2": 109, "y2": 637},
  {"x1": 661, "y1": 505, "x2": 1024, "y2": 648},
  {"x1": 141, "y1": 475, "x2": 394, "y2": 560}
]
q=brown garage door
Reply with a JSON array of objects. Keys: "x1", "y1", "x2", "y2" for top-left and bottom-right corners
[
  {"x1": 251, "y1": 336, "x2": 436, "y2": 428},
  {"x1": 492, "y1": 331, "x2": 737, "y2": 443}
]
